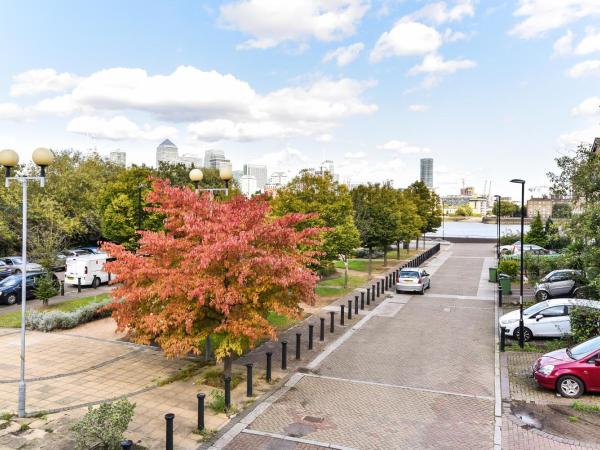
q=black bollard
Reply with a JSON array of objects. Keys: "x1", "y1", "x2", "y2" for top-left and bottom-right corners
[
  {"x1": 498, "y1": 285, "x2": 503, "y2": 307},
  {"x1": 266, "y1": 352, "x2": 272, "y2": 382},
  {"x1": 500, "y1": 327, "x2": 506, "y2": 352},
  {"x1": 295, "y1": 333, "x2": 301, "y2": 360},
  {"x1": 60, "y1": 280, "x2": 64, "y2": 296},
  {"x1": 340, "y1": 304, "x2": 345, "y2": 326},
  {"x1": 308, "y1": 324, "x2": 314, "y2": 350},
  {"x1": 377, "y1": 281, "x2": 380, "y2": 297},
  {"x1": 224, "y1": 376, "x2": 231, "y2": 409},
  {"x1": 246, "y1": 364, "x2": 253, "y2": 397},
  {"x1": 371, "y1": 285, "x2": 375, "y2": 301},
  {"x1": 320, "y1": 317, "x2": 325, "y2": 341},
  {"x1": 329, "y1": 311, "x2": 335, "y2": 333},
  {"x1": 281, "y1": 341, "x2": 287, "y2": 370},
  {"x1": 354, "y1": 295, "x2": 358, "y2": 315},
  {"x1": 347, "y1": 299, "x2": 352, "y2": 320},
  {"x1": 385, "y1": 275, "x2": 388, "y2": 291},
  {"x1": 360, "y1": 292, "x2": 364, "y2": 310},
  {"x1": 120, "y1": 440, "x2": 133, "y2": 450},
  {"x1": 366, "y1": 288, "x2": 370, "y2": 305},
  {"x1": 197, "y1": 393, "x2": 205, "y2": 431},
  {"x1": 165, "y1": 413, "x2": 174, "y2": 450},
  {"x1": 77, "y1": 277, "x2": 81, "y2": 293}
]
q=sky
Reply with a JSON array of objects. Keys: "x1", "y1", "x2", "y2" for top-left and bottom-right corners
[{"x1": 0, "y1": 0, "x2": 599, "y2": 198}]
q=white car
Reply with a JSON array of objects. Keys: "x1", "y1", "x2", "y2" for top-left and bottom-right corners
[
  {"x1": 499, "y1": 298, "x2": 600, "y2": 341},
  {"x1": 396, "y1": 268, "x2": 431, "y2": 295}
]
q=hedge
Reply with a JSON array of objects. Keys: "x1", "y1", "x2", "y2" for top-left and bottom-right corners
[
  {"x1": 570, "y1": 305, "x2": 600, "y2": 343},
  {"x1": 26, "y1": 299, "x2": 112, "y2": 332}
]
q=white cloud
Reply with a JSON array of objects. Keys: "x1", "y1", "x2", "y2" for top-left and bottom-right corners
[
  {"x1": 370, "y1": 21, "x2": 443, "y2": 62},
  {"x1": 188, "y1": 119, "x2": 295, "y2": 141},
  {"x1": 33, "y1": 94, "x2": 82, "y2": 116},
  {"x1": 0, "y1": 103, "x2": 30, "y2": 121},
  {"x1": 377, "y1": 140, "x2": 431, "y2": 154},
  {"x1": 316, "y1": 133, "x2": 333, "y2": 142},
  {"x1": 251, "y1": 145, "x2": 308, "y2": 173},
  {"x1": 322, "y1": 42, "x2": 364, "y2": 66},
  {"x1": 219, "y1": 0, "x2": 369, "y2": 49},
  {"x1": 553, "y1": 30, "x2": 573, "y2": 56},
  {"x1": 408, "y1": 54, "x2": 476, "y2": 75},
  {"x1": 568, "y1": 59, "x2": 600, "y2": 77},
  {"x1": 10, "y1": 69, "x2": 79, "y2": 97},
  {"x1": 66, "y1": 115, "x2": 178, "y2": 141},
  {"x1": 560, "y1": 122, "x2": 600, "y2": 147},
  {"x1": 410, "y1": 0, "x2": 476, "y2": 24},
  {"x1": 443, "y1": 28, "x2": 469, "y2": 42},
  {"x1": 571, "y1": 96, "x2": 600, "y2": 116},
  {"x1": 575, "y1": 28, "x2": 600, "y2": 55},
  {"x1": 408, "y1": 104, "x2": 430, "y2": 112},
  {"x1": 510, "y1": 0, "x2": 600, "y2": 39},
  {"x1": 344, "y1": 151, "x2": 366, "y2": 158}
]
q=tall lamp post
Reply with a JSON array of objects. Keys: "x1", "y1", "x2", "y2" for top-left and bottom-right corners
[
  {"x1": 494, "y1": 195, "x2": 501, "y2": 260},
  {"x1": 0, "y1": 147, "x2": 54, "y2": 417},
  {"x1": 510, "y1": 179, "x2": 526, "y2": 348},
  {"x1": 441, "y1": 199, "x2": 445, "y2": 241}
]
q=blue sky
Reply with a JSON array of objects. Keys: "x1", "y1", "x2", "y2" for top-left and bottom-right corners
[{"x1": 0, "y1": 0, "x2": 599, "y2": 198}]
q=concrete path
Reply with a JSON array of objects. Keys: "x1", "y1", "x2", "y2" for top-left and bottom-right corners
[{"x1": 212, "y1": 243, "x2": 499, "y2": 450}]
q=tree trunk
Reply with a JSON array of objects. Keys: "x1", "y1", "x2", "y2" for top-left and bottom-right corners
[
  {"x1": 396, "y1": 240, "x2": 400, "y2": 260},
  {"x1": 368, "y1": 247, "x2": 372, "y2": 279},
  {"x1": 344, "y1": 260, "x2": 349, "y2": 288},
  {"x1": 223, "y1": 354, "x2": 232, "y2": 378},
  {"x1": 383, "y1": 244, "x2": 388, "y2": 267},
  {"x1": 204, "y1": 335, "x2": 212, "y2": 362},
  {"x1": 416, "y1": 236, "x2": 419, "y2": 249}
]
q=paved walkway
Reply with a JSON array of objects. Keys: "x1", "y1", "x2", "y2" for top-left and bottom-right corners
[{"x1": 213, "y1": 243, "x2": 499, "y2": 449}]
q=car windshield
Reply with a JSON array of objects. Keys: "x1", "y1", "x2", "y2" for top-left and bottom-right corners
[
  {"x1": 0, "y1": 275, "x2": 20, "y2": 286},
  {"x1": 400, "y1": 271, "x2": 420, "y2": 278},
  {"x1": 523, "y1": 301, "x2": 549, "y2": 316},
  {"x1": 569, "y1": 336, "x2": 600, "y2": 360},
  {"x1": 9, "y1": 257, "x2": 22, "y2": 264}
]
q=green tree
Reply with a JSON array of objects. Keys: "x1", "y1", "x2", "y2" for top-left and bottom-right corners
[
  {"x1": 393, "y1": 190, "x2": 422, "y2": 258},
  {"x1": 101, "y1": 194, "x2": 137, "y2": 248},
  {"x1": 552, "y1": 203, "x2": 572, "y2": 218},
  {"x1": 406, "y1": 181, "x2": 442, "y2": 247},
  {"x1": 526, "y1": 212, "x2": 546, "y2": 247},
  {"x1": 492, "y1": 200, "x2": 518, "y2": 217},
  {"x1": 454, "y1": 204, "x2": 473, "y2": 217},
  {"x1": 272, "y1": 171, "x2": 360, "y2": 279}
]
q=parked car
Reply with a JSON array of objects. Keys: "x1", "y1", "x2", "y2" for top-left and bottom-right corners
[
  {"x1": 52, "y1": 248, "x2": 96, "y2": 271},
  {"x1": 532, "y1": 335, "x2": 600, "y2": 398},
  {"x1": 0, "y1": 257, "x2": 42, "y2": 273},
  {"x1": 395, "y1": 268, "x2": 431, "y2": 295},
  {"x1": 64, "y1": 254, "x2": 113, "y2": 288},
  {"x1": 0, "y1": 261, "x2": 14, "y2": 280},
  {"x1": 499, "y1": 298, "x2": 600, "y2": 341},
  {"x1": 0, "y1": 272, "x2": 59, "y2": 305},
  {"x1": 535, "y1": 270, "x2": 587, "y2": 301},
  {"x1": 74, "y1": 246, "x2": 104, "y2": 254},
  {"x1": 499, "y1": 241, "x2": 520, "y2": 255}
]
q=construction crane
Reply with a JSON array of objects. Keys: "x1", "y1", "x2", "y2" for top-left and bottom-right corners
[{"x1": 529, "y1": 185, "x2": 550, "y2": 197}]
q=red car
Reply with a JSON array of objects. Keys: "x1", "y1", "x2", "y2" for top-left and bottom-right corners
[{"x1": 533, "y1": 335, "x2": 600, "y2": 398}]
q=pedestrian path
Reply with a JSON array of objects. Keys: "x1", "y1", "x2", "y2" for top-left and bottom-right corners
[{"x1": 212, "y1": 243, "x2": 498, "y2": 449}]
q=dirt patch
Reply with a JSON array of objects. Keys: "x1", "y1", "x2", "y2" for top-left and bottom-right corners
[{"x1": 511, "y1": 400, "x2": 600, "y2": 445}]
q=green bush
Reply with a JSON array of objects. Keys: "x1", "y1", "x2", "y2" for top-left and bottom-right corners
[
  {"x1": 26, "y1": 299, "x2": 112, "y2": 331},
  {"x1": 207, "y1": 389, "x2": 226, "y2": 413},
  {"x1": 71, "y1": 399, "x2": 135, "y2": 450},
  {"x1": 498, "y1": 259, "x2": 519, "y2": 278},
  {"x1": 570, "y1": 306, "x2": 600, "y2": 343},
  {"x1": 500, "y1": 234, "x2": 520, "y2": 246}
]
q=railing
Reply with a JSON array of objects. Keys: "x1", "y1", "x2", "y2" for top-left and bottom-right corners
[{"x1": 404, "y1": 243, "x2": 440, "y2": 268}]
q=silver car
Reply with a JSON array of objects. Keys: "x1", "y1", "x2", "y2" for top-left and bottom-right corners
[
  {"x1": 396, "y1": 268, "x2": 431, "y2": 295},
  {"x1": 535, "y1": 270, "x2": 586, "y2": 301}
]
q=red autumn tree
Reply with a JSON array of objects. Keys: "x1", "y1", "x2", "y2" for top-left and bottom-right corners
[{"x1": 102, "y1": 178, "x2": 323, "y2": 375}]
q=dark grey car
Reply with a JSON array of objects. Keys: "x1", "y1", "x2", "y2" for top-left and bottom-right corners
[{"x1": 535, "y1": 270, "x2": 586, "y2": 301}]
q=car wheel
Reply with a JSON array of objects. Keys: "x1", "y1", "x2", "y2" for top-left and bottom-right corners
[
  {"x1": 573, "y1": 288, "x2": 586, "y2": 299},
  {"x1": 427, "y1": 280, "x2": 431, "y2": 289},
  {"x1": 396, "y1": 290, "x2": 401, "y2": 294},
  {"x1": 6, "y1": 294, "x2": 17, "y2": 305},
  {"x1": 419, "y1": 287, "x2": 425, "y2": 295},
  {"x1": 557, "y1": 375, "x2": 584, "y2": 398},
  {"x1": 14, "y1": 269, "x2": 20, "y2": 274},
  {"x1": 91, "y1": 277, "x2": 101, "y2": 289},
  {"x1": 513, "y1": 327, "x2": 533, "y2": 342},
  {"x1": 535, "y1": 290, "x2": 549, "y2": 301}
]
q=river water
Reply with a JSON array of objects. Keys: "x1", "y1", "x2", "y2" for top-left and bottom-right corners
[{"x1": 430, "y1": 220, "x2": 530, "y2": 239}]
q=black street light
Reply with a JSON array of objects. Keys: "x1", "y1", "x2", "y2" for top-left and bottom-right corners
[
  {"x1": 510, "y1": 178, "x2": 526, "y2": 348},
  {"x1": 494, "y1": 195, "x2": 501, "y2": 260},
  {"x1": 441, "y1": 199, "x2": 445, "y2": 241}
]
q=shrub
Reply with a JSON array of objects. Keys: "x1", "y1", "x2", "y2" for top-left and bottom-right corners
[
  {"x1": 207, "y1": 389, "x2": 226, "y2": 413},
  {"x1": 570, "y1": 306, "x2": 600, "y2": 343},
  {"x1": 71, "y1": 399, "x2": 135, "y2": 450},
  {"x1": 26, "y1": 299, "x2": 112, "y2": 332},
  {"x1": 33, "y1": 274, "x2": 59, "y2": 307},
  {"x1": 500, "y1": 234, "x2": 520, "y2": 246},
  {"x1": 498, "y1": 260, "x2": 519, "y2": 278}
]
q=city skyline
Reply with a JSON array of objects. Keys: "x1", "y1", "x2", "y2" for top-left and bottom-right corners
[{"x1": 1, "y1": 2, "x2": 599, "y2": 197}]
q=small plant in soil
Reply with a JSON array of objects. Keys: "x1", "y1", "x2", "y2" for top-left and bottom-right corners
[
  {"x1": 0, "y1": 411, "x2": 15, "y2": 421},
  {"x1": 199, "y1": 367, "x2": 243, "y2": 389},
  {"x1": 568, "y1": 415, "x2": 579, "y2": 423},
  {"x1": 193, "y1": 428, "x2": 218, "y2": 442},
  {"x1": 571, "y1": 402, "x2": 600, "y2": 414}
]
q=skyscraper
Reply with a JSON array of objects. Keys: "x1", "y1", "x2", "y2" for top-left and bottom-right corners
[
  {"x1": 243, "y1": 164, "x2": 268, "y2": 190},
  {"x1": 204, "y1": 149, "x2": 229, "y2": 169},
  {"x1": 109, "y1": 150, "x2": 126, "y2": 167},
  {"x1": 240, "y1": 175, "x2": 258, "y2": 197},
  {"x1": 156, "y1": 139, "x2": 179, "y2": 166},
  {"x1": 420, "y1": 158, "x2": 433, "y2": 188}
]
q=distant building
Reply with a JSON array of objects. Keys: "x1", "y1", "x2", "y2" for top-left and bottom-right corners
[
  {"x1": 314, "y1": 160, "x2": 339, "y2": 182},
  {"x1": 264, "y1": 171, "x2": 288, "y2": 196},
  {"x1": 593, "y1": 137, "x2": 600, "y2": 154},
  {"x1": 240, "y1": 175, "x2": 258, "y2": 197},
  {"x1": 527, "y1": 197, "x2": 555, "y2": 219},
  {"x1": 179, "y1": 154, "x2": 203, "y2": 167},
  {"x1": 109, "y1": 150, "x2": 126, "y2": 167},
  {"x1": 243, "y1": 164, "x2": 268, "y2": 190},
  {"x1": 442, "y1": 191, "x2": 489, "y2": 216},
  {"x1": 156, "y1": 139, "x2": 179, "y2": 166},
  {"x1": 204, "y1": 149, "x2": 229, "y2": 169},
  {"x1": 460, "y1": 186, "x2": 475, "y2": 196},
  {"x1": 420, "y1": 158, "x2": 433, "y2": 188},
  {"x1": 232, "y1": 170, "x2": 243, "y2": 185}
]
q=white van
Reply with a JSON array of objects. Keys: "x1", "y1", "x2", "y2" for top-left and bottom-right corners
[{"x1": 64, "y1": 253, "x2": 113, "y2": 288}]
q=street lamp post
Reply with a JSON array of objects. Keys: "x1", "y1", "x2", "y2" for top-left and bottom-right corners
[
  {"x1": 441, "y1": 199, "x2": 445, "y2": 241},
  {"x1": 494, "y1": 195, "x2": 501, "y2": 260},
  {"x1": 510, "y1": 179, "x2": 526, "y2": 348},
  {"x1": 0, "y1": 147, "x2": 54, "y2": 417}
]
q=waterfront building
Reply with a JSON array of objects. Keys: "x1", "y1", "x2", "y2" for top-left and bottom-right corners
[
  {"x1": 420, "y1": 158, "x2": 433, "y2": 188},
  {"x1": 204, "y1": 149, "x2": 229, "y2": 169}
]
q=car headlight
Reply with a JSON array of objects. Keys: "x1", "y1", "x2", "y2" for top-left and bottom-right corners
[{"x1": 538, "y1": 364, "x2": 554, "y2": 376}]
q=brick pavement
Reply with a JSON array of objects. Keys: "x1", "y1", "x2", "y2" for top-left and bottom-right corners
[{"x1": 220, "y1": 243, "x2": 499, "y2": 450}]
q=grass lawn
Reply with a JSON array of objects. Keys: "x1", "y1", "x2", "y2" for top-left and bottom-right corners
[
  {"x1": 0, "y1": 293, "x2": 109, "y2": 328},
  {"x1": 316, "y1": 272, "x2": 368, "y2": 297},
  {"x1": 267, "y1": 310, "x2": 300, "y2": 330},
  {"x1": 334, "y1": 259, "x2": 387, "y2": 272}
]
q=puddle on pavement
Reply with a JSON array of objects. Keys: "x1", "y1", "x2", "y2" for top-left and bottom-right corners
[{"x1": 511, "y1": 403, "x2": 544, "y2": 430}]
